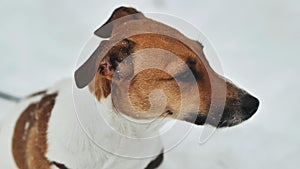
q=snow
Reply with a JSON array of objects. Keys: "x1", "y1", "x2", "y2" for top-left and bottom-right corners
[{"x1": 0, "y1": 0, "x2": 299, "y2": 168}]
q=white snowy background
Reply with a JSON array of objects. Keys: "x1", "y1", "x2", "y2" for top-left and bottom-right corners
[{"x1": 0, "y1": 0, "x2": 299, "y2": 168}]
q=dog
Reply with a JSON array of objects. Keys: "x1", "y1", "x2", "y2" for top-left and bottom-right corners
[{"x1": 0, "y1": 6, "x2": 259, "y2": 169}]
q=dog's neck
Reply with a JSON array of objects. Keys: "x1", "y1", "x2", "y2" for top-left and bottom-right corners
[
  {"x1": 96, "y1": 95, "x2": 165, "y2": 138},
  {"x1": 93, "y1": 95, "x2": 165, "y2": 159}
]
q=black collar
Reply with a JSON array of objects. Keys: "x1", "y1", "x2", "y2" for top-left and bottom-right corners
[
  {"x1": 144, "y1": 150, "x2": 164, "y2": 169},
  {"x1": 52, "y1": 150, "x2": 164, "y2": 169},
  {"x1": 52, "y1": 161, "x2": 69, "y2": 169}
]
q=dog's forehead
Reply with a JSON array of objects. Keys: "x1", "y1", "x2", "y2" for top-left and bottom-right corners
[
  {"x1": 110, "y1": 18, "x2": 180, "y2": 38},
  {"x1": 101, "y1": 15, "x2": 210, "y2": 75},
  {"x1": 109, "y1": 18, "x2": 204, "y2": 58}
]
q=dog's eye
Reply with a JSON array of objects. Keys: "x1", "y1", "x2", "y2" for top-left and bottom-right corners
[{"x1": 174, "y1": 69, "x2": 195, "y2": 82}]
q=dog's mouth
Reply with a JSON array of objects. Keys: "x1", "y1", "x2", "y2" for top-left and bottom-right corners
[
  {"x1": 182, "y1": 114, "x2": 240, "y2": 128},
  {"x1": 182, "y1": 109, "x2": 257, "y2": 128}
]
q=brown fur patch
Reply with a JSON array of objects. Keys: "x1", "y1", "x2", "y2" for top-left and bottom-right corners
[{"x1": 12, "y1": 93, "x2": 58, "y2": 169}]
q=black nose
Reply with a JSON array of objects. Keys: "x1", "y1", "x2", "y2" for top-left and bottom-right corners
[{"x1": 242, "y1": 94, "x2": 259, "y2": 116}]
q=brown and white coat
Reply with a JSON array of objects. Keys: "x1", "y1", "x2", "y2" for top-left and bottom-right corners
[{"x1": 0, "y1": 6, "x2": 259, "y2": 169}]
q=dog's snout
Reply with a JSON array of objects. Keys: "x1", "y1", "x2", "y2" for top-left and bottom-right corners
[{"x1": 241, "y1": 94, "x2": 259, "y2": 116}]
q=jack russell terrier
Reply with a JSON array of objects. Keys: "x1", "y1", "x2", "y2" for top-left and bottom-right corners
[{"x1": 0, "y1": 6, "x2": 259, "y2": 169}]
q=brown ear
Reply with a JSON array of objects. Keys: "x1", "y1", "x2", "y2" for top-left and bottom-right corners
[
  {"x1": 74, "y1": 39, "x2": 135, "y2": 89},
  {"x1": 94, "y1": 6, "x2": 144, "y2": 38},
  {"x1": 98, "y1": 39, "x2": 135, "y2": 80},
  {"x1": 74, "y1": 40, "x2": 108, "y2": 89}
]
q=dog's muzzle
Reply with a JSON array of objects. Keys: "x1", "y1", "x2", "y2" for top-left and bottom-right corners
[{"x1": 183, "y1": 94, "x2": 259, "y2": 127}]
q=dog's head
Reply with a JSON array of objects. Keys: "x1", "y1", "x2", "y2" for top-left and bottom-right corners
[{"x1": 75, "y1": 7, "x2": 259, "y2": 128}]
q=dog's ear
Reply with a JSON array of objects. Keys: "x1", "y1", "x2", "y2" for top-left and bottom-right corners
[
  {"x1": 74, "y1": 40, "x2": 108, "y2": 89},
  {"x1": 74, "y1": 39, "x2": 135, "y2": 89},
  {"x1": 98, "y1": 39, "x2": 135, "y2": 81},
  {"x1": 94, "y1": 6, "x2": 144, "y2": 38}
]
